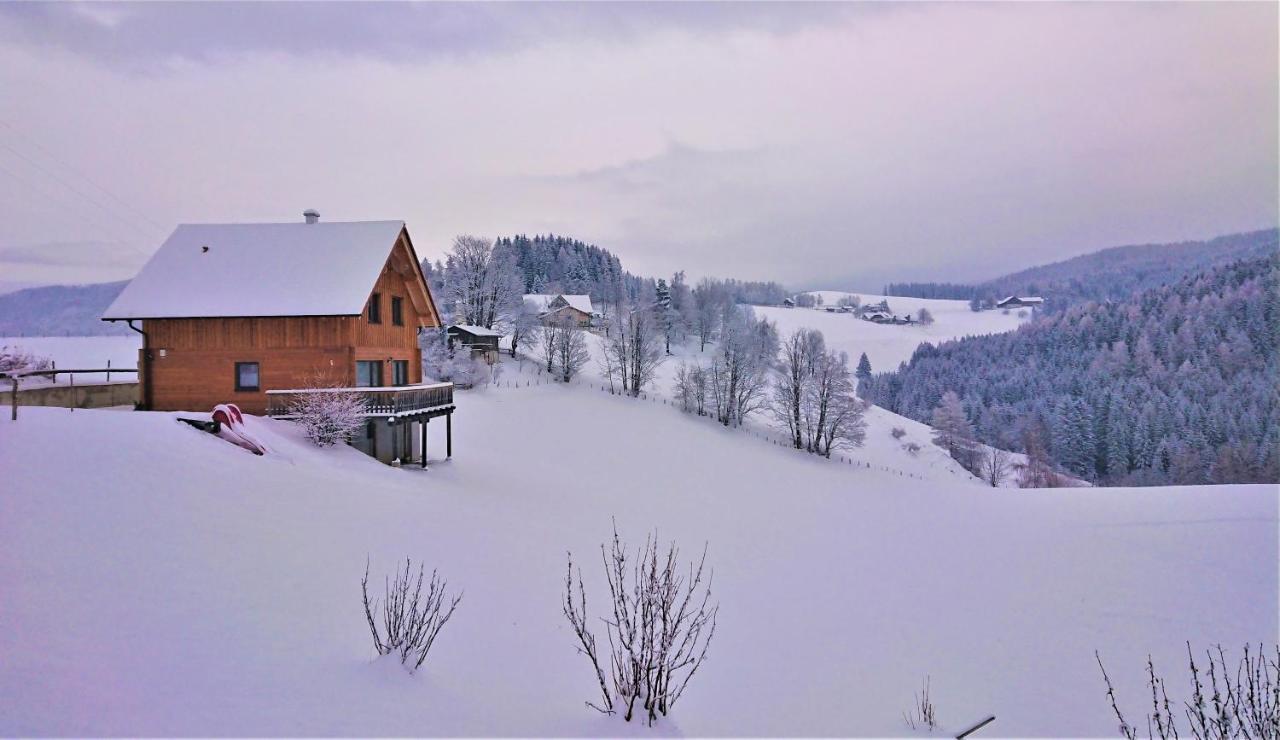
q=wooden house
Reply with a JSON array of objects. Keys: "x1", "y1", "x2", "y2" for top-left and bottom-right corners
[
  {"x1": 447, "y1": 325, "x2": 501, "y2": 365},
  {"x1": 102, "y1": 215, "x2": 454, "y2": 467},
  {"x1": 525, "y1": 294, "x2": 595, "y2": 327},
  {"x1": 996, "y1": 295, "x2": 1044, "y2": 309}
]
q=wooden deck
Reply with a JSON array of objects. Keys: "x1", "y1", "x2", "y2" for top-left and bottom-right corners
[{"x1": 264, "y1": 382, "x2": 454, "y2": 418}]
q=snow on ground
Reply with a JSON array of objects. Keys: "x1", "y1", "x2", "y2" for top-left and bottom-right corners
[
  {"x1": 2, "y1": 379, "x2": 1275, "y2": 737},
  {"x1": 761, "y1": 293, "x2": 1028, "y2": 373}
]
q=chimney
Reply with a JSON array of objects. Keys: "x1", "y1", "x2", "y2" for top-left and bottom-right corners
[{"x1": 303, "y1": 209, "x2": 320, "y2": 224}]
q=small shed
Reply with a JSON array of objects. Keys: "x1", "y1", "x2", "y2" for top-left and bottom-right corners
[{"x1": 447, "y1": 325, "x2": 502, "y2": 364}]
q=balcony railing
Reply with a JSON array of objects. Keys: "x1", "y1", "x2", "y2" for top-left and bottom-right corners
[{"x1": 265, "y1": 382, "x2": 454, "y2": 418}]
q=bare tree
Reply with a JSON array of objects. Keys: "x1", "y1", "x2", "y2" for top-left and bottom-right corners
[
  {"x1": 673, "y1": 363, "x2": 710, "y2": 416},
  {"x1": 772, "y1": 329, "x2": 825, "y2": 449},
  {"x1": 708, "y1": 305, "x2": 777, "y2": 427},
  {"x1": 549, "y1": 317, "x2": 590, "y2": 382},
  {"x1": 932, "y1": 390, "x2": 980, "y2": 473},
  {"x1": 288, "y1": 374, "x2": 367, "y2": 446},
  {"x1": 361, "y1": 559, "x2": 462, "y2": 672},
  {"x1": 506, "y1": 299, "x2": 541, "y2": 358},
  {"x1": 981, "y1": 446, "x2": 1013, "y2": 487},
  {"x1": 563, "y1": 523, "x2": 718, "y2": 725},
  {"x1": 601, "y1": 303, "x2": 666, "y2": 397},
  {"x1": 917, "y1": 307, "x2": 935, "y2": 325},
  {"x1": 691, "y1": 279, "x2": 727, "y2": 352},
  {"x1": 1018, "y1": 424, "x2": 1063, "y2": 488},
  {"x1": 803, "y1": 349, "x2": 866, "y2": 457},
  {"x1": 442, "y1": 235, "x2": 524, "y2": 330}
]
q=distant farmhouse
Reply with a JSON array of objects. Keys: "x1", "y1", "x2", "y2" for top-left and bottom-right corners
[
  {"x1": 525, "y1": 293, "x2": 595, "y2": 327},
  {"x1": 102, "y1": 212, "x2": 455, "y2": 467},
  {"x1": 996, "y1": 295, "x2": 1044, "y2": 309},
  {"x1": 447, "y1": 325, "x2": 501, "y2": 365}
]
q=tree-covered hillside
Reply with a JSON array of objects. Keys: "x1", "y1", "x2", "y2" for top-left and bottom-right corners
[
  {"x1": 497, "y1": 234, "x2": 647, "y2": 304},
  {"x1": 0, "y1": 281, "x2": 132, "y2": 336},
  {"x1": 861, "y1": 253, "x2": 1279, "y2": 485},
  {"x1": 879, "y1": 228, "x2": 1278, "y2": 310},
  {"x1": 974, "y1": 228, "x2": 1278, "y2": 311}
]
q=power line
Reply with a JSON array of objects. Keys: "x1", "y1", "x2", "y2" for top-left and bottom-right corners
[
  {"x1": 0, "y1": 124, "x2": 166, "y2": 238},
  {"x1": 0, "y1": 158, "x2": 139, "y2": 244},
  {"x1": 0, "y1": 118, "x2": 167, "y2": 232}
]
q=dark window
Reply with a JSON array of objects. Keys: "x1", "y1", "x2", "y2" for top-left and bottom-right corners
[
  {"x1": 368, "y1": 293, "x2": 382, "y2": 324},
  {"x1": 392, "y1": 360, "x2": 409, "y2": 386},
  {"x1": 356, "y1": 360, "x2": 384, "y2": 388},
  {"x1": 391, "y1": 296, "x2": 404, "y2": 326},
  {"x1": 235, "y1": 362, "x2": 260, "y2": 391}
]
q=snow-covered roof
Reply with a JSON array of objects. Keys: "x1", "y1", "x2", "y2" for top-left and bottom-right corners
[
  {"x1": 524, "y1": 293, "x2": 593, "y2": 314},
  {"x1": 560, "y1": 295, "x2": 594, "y2": 313},
  {"x1": 102, "y1": 221, "x2": 408, "y2": 319},
  {"x1": 448, "y1": 324, "x2": 503, "y2": 337},
  {"x1": 998, "y1": 295, "x2": 1044, "y2": 305}
]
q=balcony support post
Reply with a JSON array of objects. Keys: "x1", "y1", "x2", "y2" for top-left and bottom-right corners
[
  {"x1": 421, "y1": 418, "x2": 428, "y2": 469},
  {"x1": 446, "y1": 412, "x2": 452, "y2": 459}
]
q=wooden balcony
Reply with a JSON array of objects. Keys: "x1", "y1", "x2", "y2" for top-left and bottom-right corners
[{"x1": 264, "y1": 382, "x2": 454, "y2": 419}]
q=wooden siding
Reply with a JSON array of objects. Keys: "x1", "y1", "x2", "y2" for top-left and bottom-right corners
[{"x1": 141, "y1": 232, "x2": 439, "y2": 413}]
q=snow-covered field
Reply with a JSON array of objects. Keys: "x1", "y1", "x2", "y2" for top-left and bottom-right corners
[
  {"x1": 2, "y1": 375, "x2": 1275, "y2": 736},
  {"x1": 0, "y1": 335, "x2": 141, "y2": 369},
  {"x1": 757, "y1": 294, "x2": 1028, "y2": 373},
  {"x1": 1, "y1": 335, "x2": 142, "y2": 386}
]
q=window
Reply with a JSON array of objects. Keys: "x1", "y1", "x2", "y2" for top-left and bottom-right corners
[
  {"x1": 391, "y1": 296, "x2": 404, "y2": 326},
  {"x1": 392, "y1": 360, "x2": 409, "y2": 386},
  {"x1": 235, "y1": 362, "x2": 260, "y2": 391},
  {"x1": 356, "y1": 360, "x2": 384, "y2": 388},
  {"x1": 368, "y1": 293, "x2": 382, "y2": 324}
]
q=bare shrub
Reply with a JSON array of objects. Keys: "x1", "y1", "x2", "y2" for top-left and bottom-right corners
[
  {"x1": 891, "y1": 427, "x2": 907, "y2": 440},
  {"x1": 903, "y1": 675, "x2": 939, "y2": 732},
  {"x1": 361, "y1": 559, "x2": 462, "y2": 672},
  {"x1": 904, "y1": 441, "x2": 922, "y2": 455},
  {"x1": 0, "y1": 346, "x2": 52, "y2": 374},
  {"x1": 288, "y1": 376, "x2": 367, "y2": 446},
  {"x1": 563, "y1": 523, "x2": 718, "y2": 724},
  {"x1": 1096, "y1": 643, "x2": 1279, "y2": 739}
]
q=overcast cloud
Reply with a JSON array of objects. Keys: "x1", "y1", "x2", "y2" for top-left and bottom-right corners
[{"x1": 0, "y1": 2, "x2": 1275, "y2": 290}]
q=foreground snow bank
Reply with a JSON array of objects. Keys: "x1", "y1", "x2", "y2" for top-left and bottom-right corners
[{"x1": 1, "y1": 389, "x2": 1275, "y2": 736}]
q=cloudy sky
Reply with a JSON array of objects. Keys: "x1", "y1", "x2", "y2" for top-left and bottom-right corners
[{"x1": 0, "y1": 2, "x2": 1275, "y2": 292}]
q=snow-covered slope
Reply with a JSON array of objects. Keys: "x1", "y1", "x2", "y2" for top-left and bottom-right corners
[{"x1": 2, "y1": 385, "x2": 1274, "y2": 736}]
